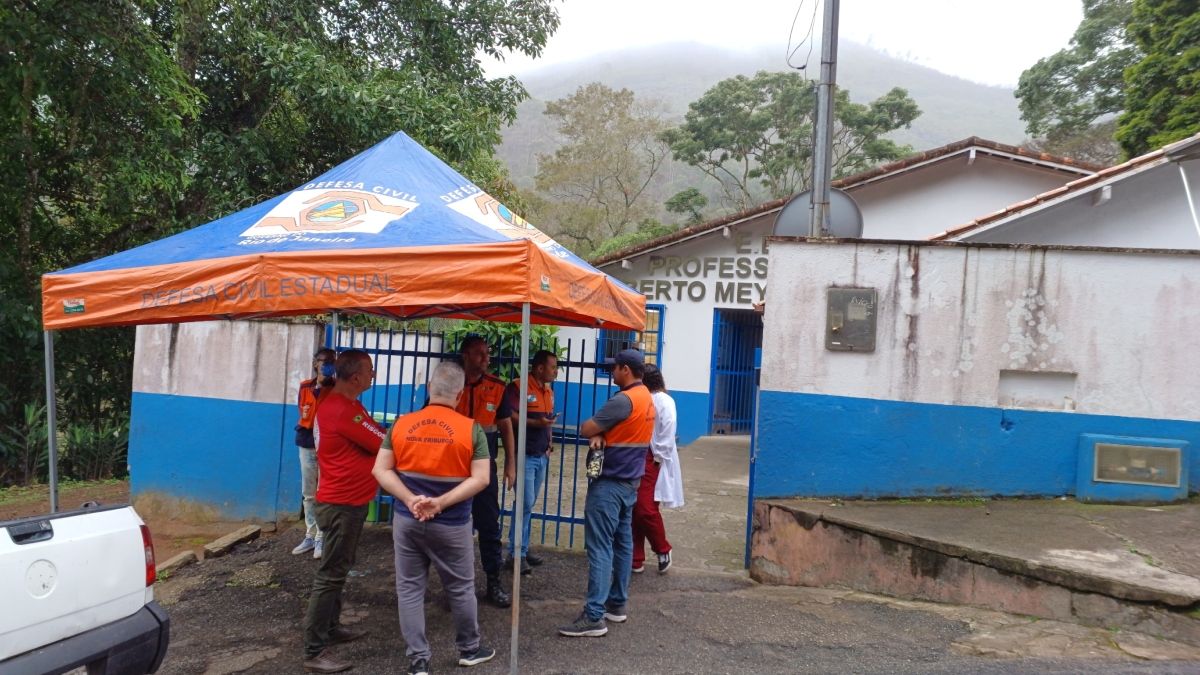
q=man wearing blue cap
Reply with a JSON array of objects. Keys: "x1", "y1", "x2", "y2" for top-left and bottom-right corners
[{"x1": 559, "y1": 349, "x2": 655, "y2": 637}]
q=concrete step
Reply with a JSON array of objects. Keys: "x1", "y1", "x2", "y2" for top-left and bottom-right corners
[{"x1": 751, "y1": 498, "x2": 1200, "y2": 647}]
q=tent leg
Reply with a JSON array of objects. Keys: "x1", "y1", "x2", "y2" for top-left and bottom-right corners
[
  {"x1": 45, "y1": 330, "x2": 59, "y2": 514},
  {"x1": 510, "y1": 303, "x2": 530, "y2": 675}
]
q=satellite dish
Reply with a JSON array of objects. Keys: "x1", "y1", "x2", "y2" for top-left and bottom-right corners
[{"x1": 772, "y1": 187, "x2": 864, "y2": 238}]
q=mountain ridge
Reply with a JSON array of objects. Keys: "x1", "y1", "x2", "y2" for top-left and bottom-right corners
[{"x1": 497, "y1": 40, "x2": 1030, "y2": 190}]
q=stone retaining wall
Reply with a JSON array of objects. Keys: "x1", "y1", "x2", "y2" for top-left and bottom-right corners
[{"x1": 751, "y1": 500, "x2": 1200, "y2": 647}]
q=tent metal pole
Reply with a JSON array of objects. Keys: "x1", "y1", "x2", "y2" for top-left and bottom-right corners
[
  {"x1": 509, "y1": 302, "x2": 530, "y2": 675},
  {"x1": 44, "y1": 330, "x2": 60, "y2": 514}
]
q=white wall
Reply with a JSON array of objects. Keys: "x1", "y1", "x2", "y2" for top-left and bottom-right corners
[
  {"x1": 963, "y1": 160, "x2": 1200, "y2": 249},
  {"x1": 853, "y1": 154, "x2": 1084, "y2": 241},
  {"x1": 596, "y1": 213, "x2": 775, "y2": 394},
  {"x1": 761, "y1": 239, "x2": 1200, "y2": 421},
  {"x1": 581, "y1": 153, "x2": 1086, "y2": 398},
  {"x1": 134, "y1": 320, "x2": 322, "y2": 404},
  {"x1": 331, "y1": 327, "x2": 443, "y2": 388}
]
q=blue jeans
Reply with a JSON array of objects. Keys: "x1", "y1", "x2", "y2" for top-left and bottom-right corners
[
  {"x1": 583, "y1": 478, "x2": 638, "y2": 622},
  {"x1": 508, "y1": 454, "x2": 548, "y2": 557},
  {"x1": 299, "y1": 447, "x2": 321, "y2": 541}
]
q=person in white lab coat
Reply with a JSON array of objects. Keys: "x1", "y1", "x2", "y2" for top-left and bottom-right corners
[{"x1": 631, "y1": 364, "x2": 684, "y2": 574}]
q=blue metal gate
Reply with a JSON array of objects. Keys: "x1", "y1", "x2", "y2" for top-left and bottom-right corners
[
  {"x1": 708, "y1": 309, "x2": 764, "y2": 435},
  {"x1": 325, "y1": 325, "x2": 614, "y2": 548}
]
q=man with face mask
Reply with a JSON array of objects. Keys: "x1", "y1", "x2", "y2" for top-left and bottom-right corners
[{"x1": 294, "y1": 347, "x2": 337, "y2": 559}]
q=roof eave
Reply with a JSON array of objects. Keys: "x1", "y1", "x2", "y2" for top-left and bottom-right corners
[
  {"x1": 935, "y1": 155, "x2": 1170, "y2": 241},
  {"x1": 590, "y1": 136, "x2": 1104, "y2": 266}
]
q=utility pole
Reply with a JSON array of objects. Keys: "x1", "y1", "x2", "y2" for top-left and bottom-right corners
[{"x1": 809, "y1": 0, "x2": 840, "y2": 237}]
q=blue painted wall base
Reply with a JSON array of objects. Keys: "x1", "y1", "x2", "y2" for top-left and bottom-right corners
[
  {"x1": 129, "y1": 384, "x2": 717, "y2": 520},
  {"x1": 755, "y1": 391, "x2": 1200, "y2": 499},
  {"x1": 672, "y1": 390, "x2": 711, "y2": 447},
  {"x1": 130, "y1": 392, "x2": 301, "y2": 520}
]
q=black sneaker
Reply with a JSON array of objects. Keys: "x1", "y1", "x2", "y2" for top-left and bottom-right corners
[
  {"x1": 558, "y1": 612, "x2": 608, "y2": 637},
  {"x1": 525, "y1": 552, "x2": 545, "y2": 567},
  {"x1": 458, "y1": 646, "x2": 496, "y2": 667},
  {"x1": 406, "y1": 658, "x2": 429, "y2": 675},
  {"x1": 603, "y1": 602, "x2": 627, "y2": 623},
  {"x1": 504, "y1": 555, "x2": 533, "y2": 575},
  {"x1": 484, "y1": 576, "x2": 512, "y2": 608},
  {"x1": 657, "y1": 551, "x2": 672, "y2": 573}
]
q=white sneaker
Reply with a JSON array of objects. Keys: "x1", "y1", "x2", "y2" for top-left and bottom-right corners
[
  {"x1": 291, "y1": 537, "x2": 315, "y2": 555},
  {"x1": 313, "y1": 540, "x2": 324, "y2": 559}
]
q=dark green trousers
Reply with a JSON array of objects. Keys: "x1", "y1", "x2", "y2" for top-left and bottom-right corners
[{"x1": 304, "y1": 501, "x2": 369, "y2": 658}]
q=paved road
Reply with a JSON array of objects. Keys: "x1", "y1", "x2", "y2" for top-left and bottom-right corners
[{"x1": 155, "y1": 525, "x2": 1200, "y2": 675}]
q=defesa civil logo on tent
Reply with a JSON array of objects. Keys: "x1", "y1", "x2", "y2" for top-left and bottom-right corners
[
  {"x1": 445, "y1": 189, "x2": 572, "y2": 260},
  {"x1": 241, "y1": 187, "x2": 418, "y2": 237}
]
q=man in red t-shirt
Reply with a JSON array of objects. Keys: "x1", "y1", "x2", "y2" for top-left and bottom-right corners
[{"x1": 302, "y1": 349, "x2": 386, "y2": 674}]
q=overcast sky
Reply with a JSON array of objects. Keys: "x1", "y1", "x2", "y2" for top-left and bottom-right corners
[{"x1": 482, "y1": 0, "x2": 1083, "y2": 88}]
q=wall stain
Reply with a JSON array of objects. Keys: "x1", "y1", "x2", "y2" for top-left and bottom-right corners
[
  {"x1": 784, "y1": 506, "x2": 822, "y2": 531},
  {"x1": 251, "y1": 328, "x2": 263, "y2": 398},
  {"x1": 1002, "y1": 248, "x2": 1064, "y2": 372},
  {"x1": 902, "y1": 246, "x2": 921, "y2": 394},
  {"x1": 908, "y1": 544, "x2": 949, "y2": 580},
  {"x1": 167, "y1": 324, "x2": 180, "y2": 393}
]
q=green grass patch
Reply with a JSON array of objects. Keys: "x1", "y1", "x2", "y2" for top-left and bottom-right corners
[
  {"x1": 1127, "y1": 546, "x2": 1158, "y2": 567},
  {"x1": 0, "y1": 478, "x2": 127, "y2": 507},
  {"x1": 884, "y1": 497, "x2": 986, "y2": 506}
]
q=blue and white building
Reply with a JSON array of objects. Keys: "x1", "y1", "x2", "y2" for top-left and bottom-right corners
[
  {"x1": 755, "y1": 237, "x2": 1200, "y2": 501},
  {"x1": 571, "y1": 138, "x2": 1099, "y2": 445}
]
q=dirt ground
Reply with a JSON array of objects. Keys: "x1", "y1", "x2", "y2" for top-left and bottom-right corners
[
  {"x1": 150, "y1": 523, "x2": 1200, "y2": 675},
  {"x1": 0, "y1": 479, "x2": 268, "y2": 562}
]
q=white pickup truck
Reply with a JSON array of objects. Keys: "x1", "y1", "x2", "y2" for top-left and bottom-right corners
[{"x1": 0, "y1": 504, "x2": 169, "y2": 675}]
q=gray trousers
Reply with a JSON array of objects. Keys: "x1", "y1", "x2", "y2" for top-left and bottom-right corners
[{"x1": 393, "y1": 515, "x2": 480, "y2": 662}]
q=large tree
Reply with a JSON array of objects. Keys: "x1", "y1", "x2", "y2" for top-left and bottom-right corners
[
  {"x1": 0, "y1": 0, "x2": 558, "y2": 484},
  {"x1": 1015, "y1": 0, "x2": 1139, "y2": 150},
  {"x1": 1116, "y1": 0, "x2": 1200, "y2": 156},
  {"x1": 532, "y1": 83, "x2": 671, "y2": 253},
  {"x1": 660, "y1": 71, "x2": 920, "y2": 212}
]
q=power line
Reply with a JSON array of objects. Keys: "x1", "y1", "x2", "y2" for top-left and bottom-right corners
[{"x1": 785, "y1": 0, "x2": 822, "y2": 73}]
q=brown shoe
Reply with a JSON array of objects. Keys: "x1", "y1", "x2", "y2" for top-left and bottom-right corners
[
  {"x1": 303, "y1": 650, "x2": 352, "y2": 673},
  {"x1": 327, "y1": 626, "x2": 368, "y2": 646}
]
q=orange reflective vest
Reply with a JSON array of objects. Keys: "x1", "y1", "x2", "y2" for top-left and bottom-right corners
[
  {"x1": 389, "y1": 404, "x2": 478, "y2": 524},
  {"x1": 456, "y1": 372, "x2": 507, "y2": 432},
  {"x1": 298, "y1": 378, "x2": 332, "y2": 429},
  {"x1": 601, "y1": 382, "x2": 656, "y2": 480},
  {"x1": 295, "y1": 378, "x2": 331, "y2": 448}
]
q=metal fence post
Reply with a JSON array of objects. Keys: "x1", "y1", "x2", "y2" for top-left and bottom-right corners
[
  {"x1": 44, "y1": 330, "x2": 59, "y2": 513},
  {"x1": 510, "y1": 303, "x2": 531, "y2": 674}
]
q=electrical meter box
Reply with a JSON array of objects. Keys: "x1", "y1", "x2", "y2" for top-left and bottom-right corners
[{"x1": 826, "y1": 288, "x2": 877, "y2": 352}]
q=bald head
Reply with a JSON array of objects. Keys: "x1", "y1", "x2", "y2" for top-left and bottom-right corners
[{"x1": 332, "y1": 350, "x2": 375, "y2": 397}]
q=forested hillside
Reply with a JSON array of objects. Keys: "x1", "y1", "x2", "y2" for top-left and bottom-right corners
[{"x1": 498, "y1": 40, "x2": 1026, "y2": 189}]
